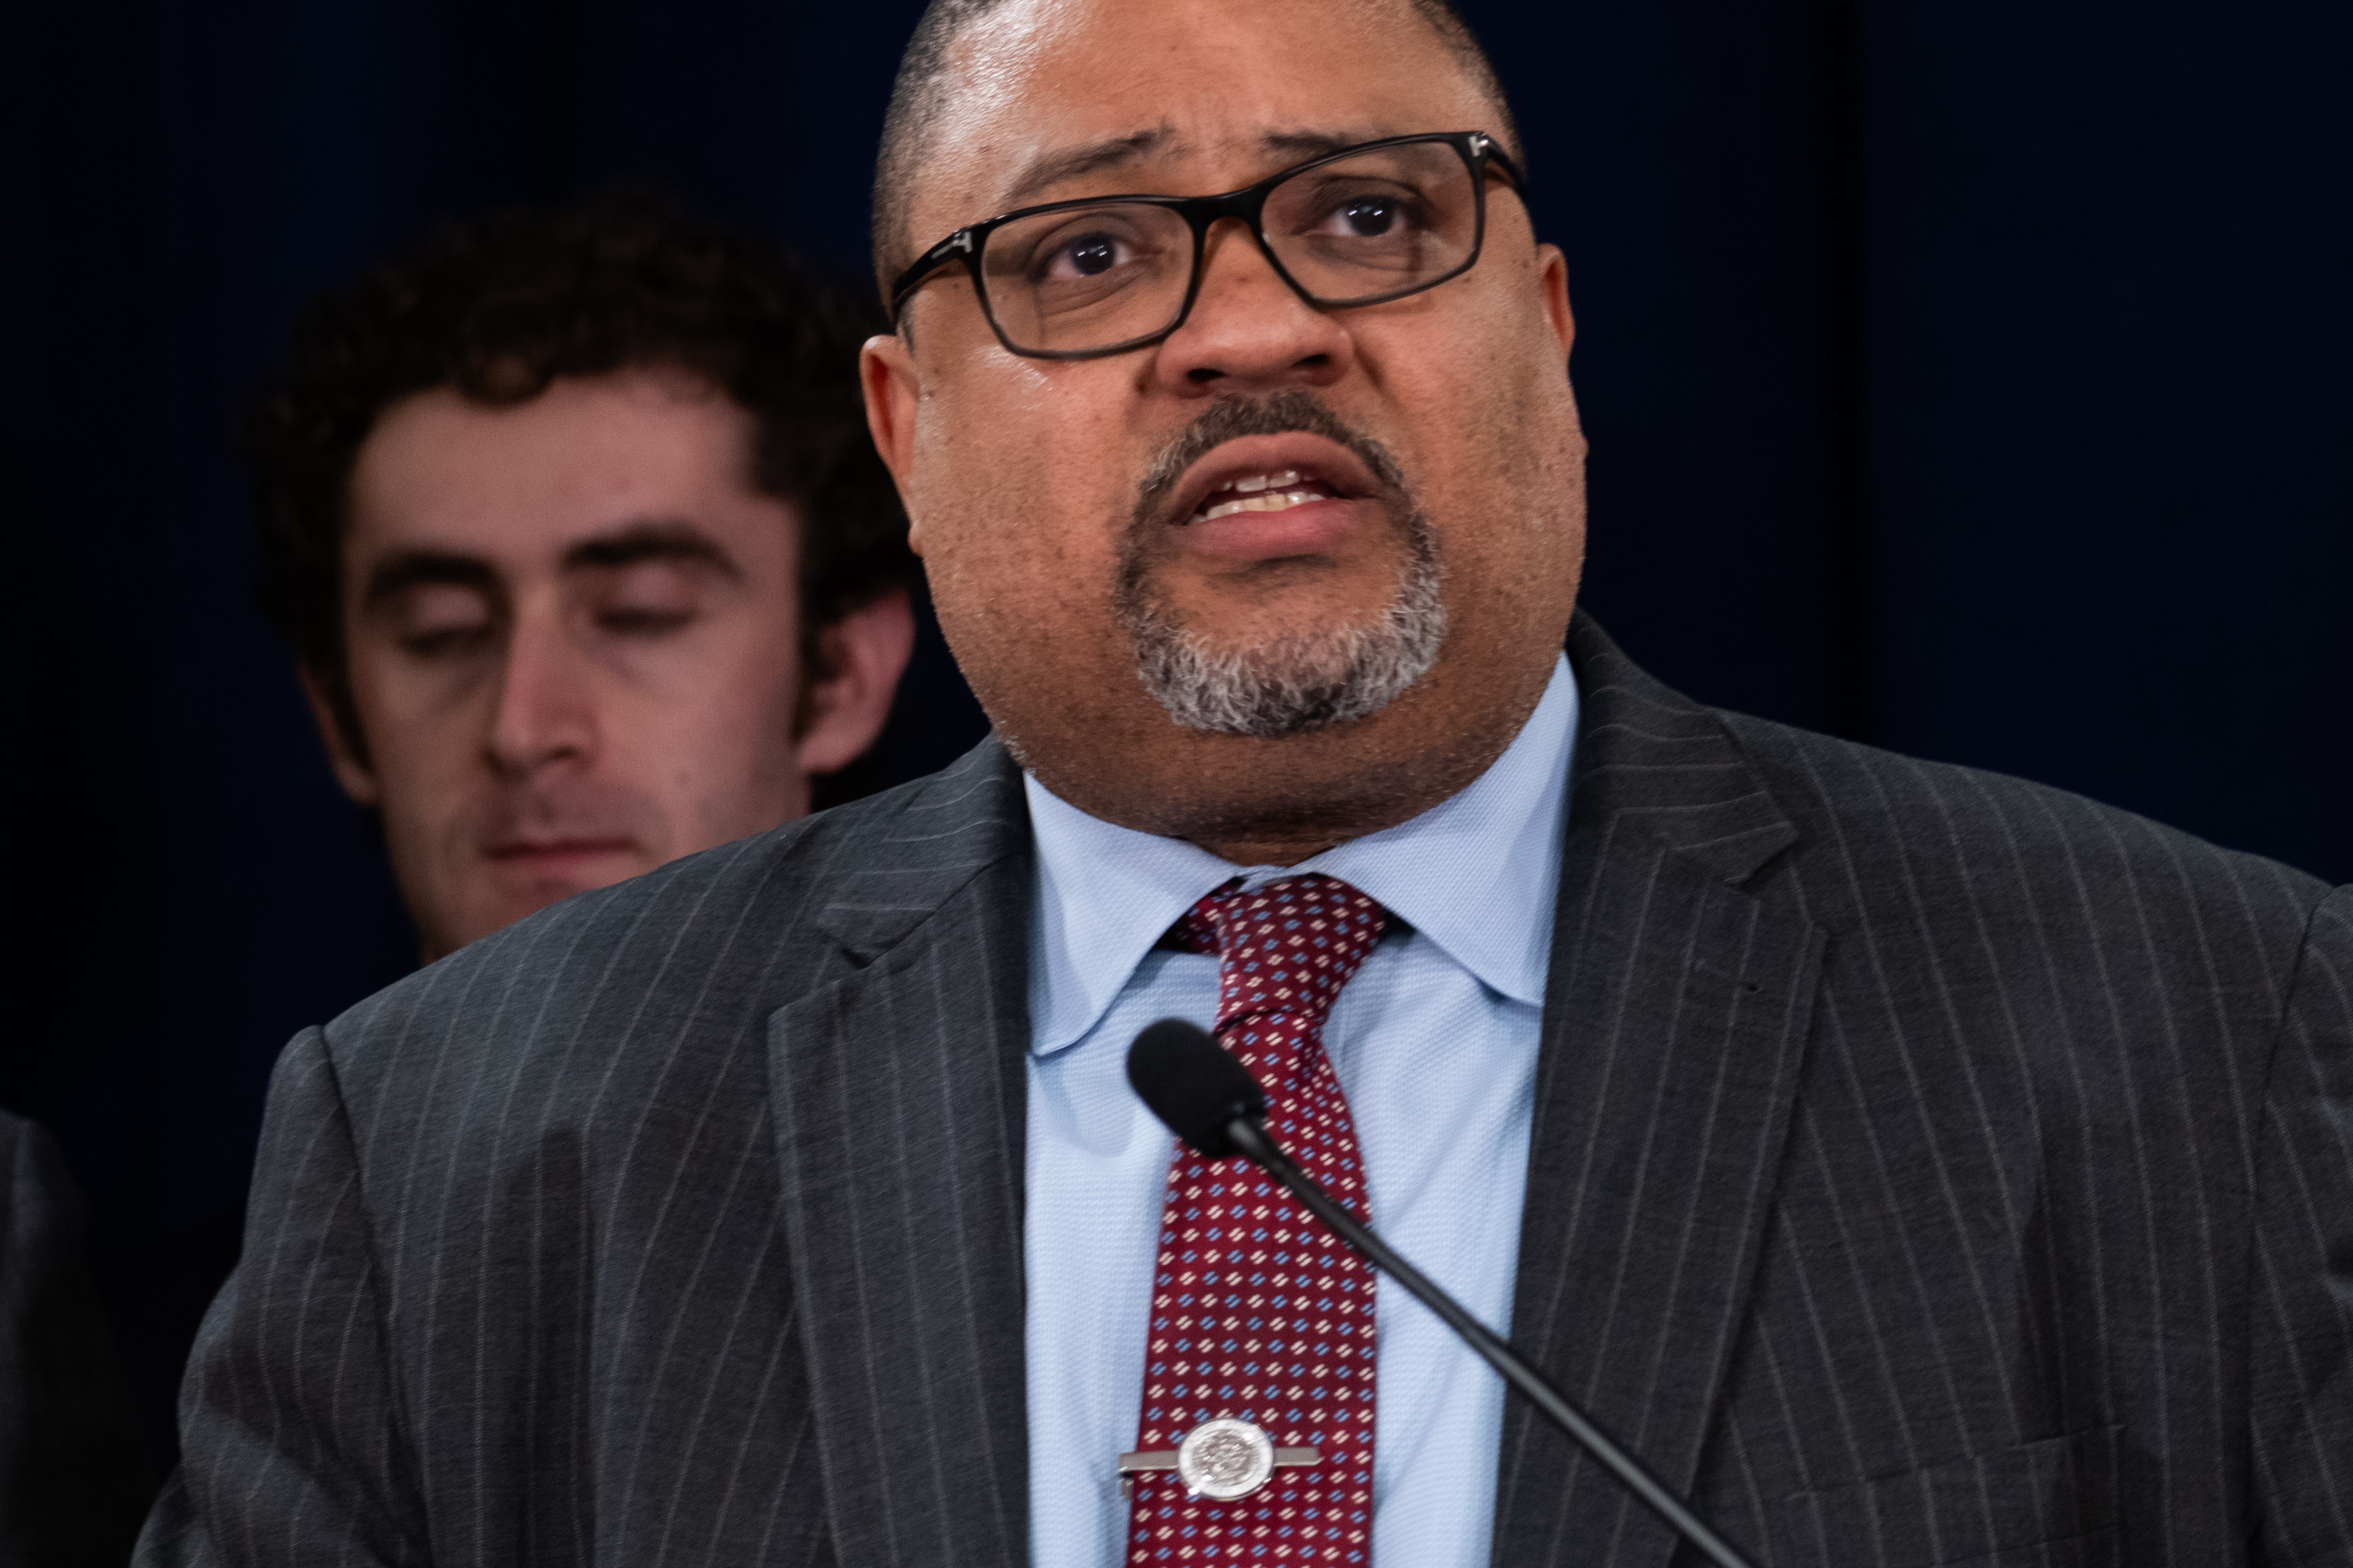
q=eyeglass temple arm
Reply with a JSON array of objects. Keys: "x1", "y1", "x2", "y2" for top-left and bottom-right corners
[
  {"x1": 1471, "y1": 132, "x2": 1528, "y2": 191},
  {"x1": 891, "y1": 228, "x2": 981, "y2": 317}
]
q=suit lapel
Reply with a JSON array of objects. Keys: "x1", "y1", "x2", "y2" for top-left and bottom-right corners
[
  {"x1": 766, "y1": 742, "x2": 1035, "y2": 1568},
  {"x1": 1490, "y1": 618, "x2": 1824, "y2": 1567}
]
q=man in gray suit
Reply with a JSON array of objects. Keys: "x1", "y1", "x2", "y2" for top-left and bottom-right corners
[{"x1": 143, "y1": 0, "x2": 2352, "y2": 1563}]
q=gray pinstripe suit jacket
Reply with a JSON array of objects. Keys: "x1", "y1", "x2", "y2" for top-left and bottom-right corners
[{"x1": 140, "y1": 618, "x2": 2353, "y2": 1567}]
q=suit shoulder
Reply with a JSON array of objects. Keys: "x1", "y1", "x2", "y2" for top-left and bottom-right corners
[{"x1": 1714, "y1": 707, "x2": 2336, "y2": 957}]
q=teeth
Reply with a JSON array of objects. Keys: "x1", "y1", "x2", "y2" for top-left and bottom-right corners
[
  {"x1": 1188, "y1": 471, "x2": 1318, "y2": 521},
  {"x1": 1196, "y1": 488, "x2": 1323, "y2": 522}
]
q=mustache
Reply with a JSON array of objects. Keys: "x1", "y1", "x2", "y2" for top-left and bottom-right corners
[{"x1": 1130, "y1": 391, "x2": 1414, "y2": 526}]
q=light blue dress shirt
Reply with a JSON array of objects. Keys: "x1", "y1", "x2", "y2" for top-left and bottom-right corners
[{"x1": 1024, "y1": 653, "x2": 1577, "y2": 1567}]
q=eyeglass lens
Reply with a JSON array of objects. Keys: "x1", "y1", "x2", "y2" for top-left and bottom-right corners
[{"x1": 976, "y1": 139, "x2": 1481, "y2": 357}]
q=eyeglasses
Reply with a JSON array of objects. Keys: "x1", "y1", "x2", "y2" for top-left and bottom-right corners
[{"x1": 890, "y1": 131, "x2": 1526, "y2": 361}]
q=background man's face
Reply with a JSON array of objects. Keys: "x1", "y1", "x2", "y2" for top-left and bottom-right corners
[
  {"x1": 313, "y1": 368, "x2": 908, "y2": 960},
  {"x1": 863, "y1": 0, "x2": 1588, "y2": 855}
]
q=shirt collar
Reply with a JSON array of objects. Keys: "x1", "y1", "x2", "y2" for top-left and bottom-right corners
[{"x1": 1024, "y1": 653, "x2": 1578, "y2": 1057}]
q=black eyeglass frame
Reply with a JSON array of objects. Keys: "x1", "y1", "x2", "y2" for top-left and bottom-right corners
[{"x1": 889, "y1": 130, "x2": 1528, "y2": 362}]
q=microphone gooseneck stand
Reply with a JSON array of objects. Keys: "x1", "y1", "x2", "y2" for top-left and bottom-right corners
[{"x1": 1128, "y1": 1018, "x2": 1762, "y2": 1568}]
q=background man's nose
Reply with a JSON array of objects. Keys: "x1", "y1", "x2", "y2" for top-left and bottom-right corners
[
  {"x1": 484, "y1": 616, "x2": 597, "y2": 776},
  {"x1": 1151, "y1": 218, "x2": 1355, "y2": 394}
]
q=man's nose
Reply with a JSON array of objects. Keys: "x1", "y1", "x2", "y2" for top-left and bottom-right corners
[
  {"x1": 484, "y1": 611, "x2": 596, "y2": 777},
  {"x1": 1150, "y1": 218, "x2": 1354, "y2": 394}
]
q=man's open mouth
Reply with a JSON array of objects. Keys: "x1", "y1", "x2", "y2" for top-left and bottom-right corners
[{"x1": 1185, "y1": 468, "x2": 1345, "y2": 524}]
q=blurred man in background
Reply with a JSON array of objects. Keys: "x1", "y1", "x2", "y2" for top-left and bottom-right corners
[
  {"x1": 248, "y1": 193, "x2": 917, "y2": 961},
  {"x1": 0, "y1": 1109, "x2": 150, "y2": 1565}
]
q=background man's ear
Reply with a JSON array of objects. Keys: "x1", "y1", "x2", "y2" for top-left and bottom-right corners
[
  {"x1": 796, "y1": 588, "x2": 920, "y2": 777},
  {"x1": 297, "y1": 664, "x2": 384, "y2": 808}
]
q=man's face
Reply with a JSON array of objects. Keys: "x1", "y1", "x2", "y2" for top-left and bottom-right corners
[
  {"x1": 315, "y1": 369, "x2": 910, "y2": 960},
  {"x1": 864, "y1": 0, "x2": 1585, "y2": 858}
]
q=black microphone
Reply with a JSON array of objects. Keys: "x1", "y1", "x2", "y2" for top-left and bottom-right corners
[{"x1": 1126, "y1": 1018, "x2": 1762, "y2": 1568}]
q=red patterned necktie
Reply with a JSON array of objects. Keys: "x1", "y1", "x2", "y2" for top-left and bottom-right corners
[{"x1": 1125, "y1": 874, "x2": 1388, "y2": 1565}]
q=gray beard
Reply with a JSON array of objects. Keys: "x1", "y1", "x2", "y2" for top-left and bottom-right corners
[{"x1": 1117, "y1": 518, "x2": 1448, "y2": 738}]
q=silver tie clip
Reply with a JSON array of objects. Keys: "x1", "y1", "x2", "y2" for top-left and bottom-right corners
[{"x1": 1118, "y1": 1417, "x2": 1319, "y2": 1501}]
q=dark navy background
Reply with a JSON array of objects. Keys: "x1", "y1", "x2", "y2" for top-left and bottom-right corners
[{"x1": 2, "y1": 0, "x2": 2346, "y2": 1476}]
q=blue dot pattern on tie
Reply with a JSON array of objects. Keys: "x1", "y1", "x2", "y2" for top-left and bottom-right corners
[{"x1": 1128, "y1": 874, "x2": 1388, "y2": 1565}]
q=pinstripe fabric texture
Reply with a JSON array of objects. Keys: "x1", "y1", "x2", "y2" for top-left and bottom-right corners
[
  {"x1": 138, "y1": 616, "x2": 2351, "y2": 1567},
  {"x1": 139, "y1": 740, "x2": 1036, "y2": 1568},
  {"x1": 1490, "y1": 620, "x2": 2353, "y2": 1567}
]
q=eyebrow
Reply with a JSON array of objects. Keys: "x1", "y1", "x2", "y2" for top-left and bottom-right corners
[
  {"x1": 995, "y1": 125, "x2": 1401, "y2": 212},
  {"x1": 999, "y1": 127, "x2": 1177, "y2": 209},
  {"x1": 561, "y1": 519, "x2": 743, "y2": 579},
  {"x1": 358, "y1": 519, "x2": 743, "y2": 611},
  {"x1": 1258, "y1": 129, "x2": 1388, "y2": 163},
  {"x1": 361, "y1": 551, "x2": 496, "y2": 611}
]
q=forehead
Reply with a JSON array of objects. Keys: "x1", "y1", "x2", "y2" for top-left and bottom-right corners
[
  {"x1": 348, "y1": 373, "x2": 762, "y2": 559},
  {"x1": 911, "y1": 0, "x2": 1493, "y2": 233}
]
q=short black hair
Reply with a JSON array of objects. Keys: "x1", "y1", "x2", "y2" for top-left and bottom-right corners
[
  {"x1": 248, "y1": 189, "x2": 912, "y2": 760},
  {"x1": 869, "y1": 0, "x2": 1523, "y2": 299}
]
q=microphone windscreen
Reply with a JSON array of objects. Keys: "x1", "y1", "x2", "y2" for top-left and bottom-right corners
[{"x1": 1127, "y1": 1018, "x2": 1266, "y2": 1158}]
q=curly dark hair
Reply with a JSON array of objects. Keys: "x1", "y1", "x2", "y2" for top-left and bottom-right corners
[{"x1": 248, "y1": 189, "x2": 913, "y2": 760}]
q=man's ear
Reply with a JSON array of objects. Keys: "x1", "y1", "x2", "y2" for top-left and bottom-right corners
[
  {"x1": 796, "y1": 588, "x2": 919, "y2": 776},
  {"x1": 1535, "y1": 242, "x2": 1575, "y2": 365},
  {"x1": 297, "y1": 663, "x2": 383, "y2": 808},
  {"x1": 860, "y1": 332, "x2": 927, "y2": 556}
]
